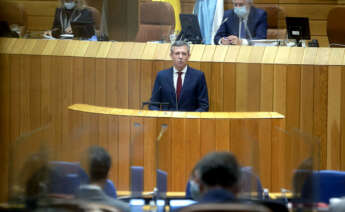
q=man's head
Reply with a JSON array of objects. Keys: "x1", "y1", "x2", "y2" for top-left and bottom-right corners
[
  {"x1": 232, "y1": 0, "x2": 252, "y2": 18},
  {"x1": 197, "y1": 152, "x2": 241, "y2": 195},
  {"x1": 170, "y1": 41, "x2": 191, "y2": 71},
  {"x1": 86, "y1": 146, "x2": 112, "y2": 182}
]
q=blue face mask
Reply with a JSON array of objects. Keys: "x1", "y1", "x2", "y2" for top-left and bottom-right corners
[
  {"x1": 190, "y1": 180, "x2": 201, "y2": 200},
  {"x1": 64, "y1": 1, "x2": 76, "y2": 10},
  {"x1": 234, "y1": 6, "x2": 248, "y2": 18}
]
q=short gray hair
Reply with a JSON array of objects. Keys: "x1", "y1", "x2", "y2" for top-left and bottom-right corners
[
  {"x1": 170, "y1": 41, "x2": 190, "y2": 54},
  {"x1": 232, "y1": 0, "x2": 253, "y2": 4}
]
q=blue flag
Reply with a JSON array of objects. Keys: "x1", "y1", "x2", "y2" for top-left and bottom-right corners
[{"x1": 194, "y1": 0, "x2": 224, "y2": 44}]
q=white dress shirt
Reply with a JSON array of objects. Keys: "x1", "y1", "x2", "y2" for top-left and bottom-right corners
[{"x1": 173, "y1": 65, "x2": 188, "y2": 91}]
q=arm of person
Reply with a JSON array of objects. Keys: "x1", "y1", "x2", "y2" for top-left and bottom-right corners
[
  {"x1": 195, "y1": 72, "x2": 209, "y2": 112},
  {"x1": 148, "y1": 76, "x2": 161, "y2": 111},
  {"x1": 254, "y1": 10, "x2": 268, "y2": 39},
  {"x1": 214, "y1": 14, "x2": 231, "y2": 45}
]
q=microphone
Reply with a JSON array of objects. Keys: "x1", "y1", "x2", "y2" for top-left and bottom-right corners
[
  {"x1": 242, "y1": 18, "x2": 253, "y2": 45},
  {"x1": 142, "y1": 86, "x2": 169, "y2": 110},
  {"x1": 221, "y1": 17, "x2": 229, "y2": 25}
]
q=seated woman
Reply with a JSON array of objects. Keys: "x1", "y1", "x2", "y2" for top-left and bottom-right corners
[{"x1": 44, "y1": 0, "x2": 94, "y2": 38}]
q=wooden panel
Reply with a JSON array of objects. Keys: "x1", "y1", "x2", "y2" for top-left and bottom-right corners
[{"x1": 327, "y1": 66, "x2": 341, "y2": 169}]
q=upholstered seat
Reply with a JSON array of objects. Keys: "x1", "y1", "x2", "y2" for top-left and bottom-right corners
[{"x1": 135, "y1": 2, "x2": 175, "y2": 42}]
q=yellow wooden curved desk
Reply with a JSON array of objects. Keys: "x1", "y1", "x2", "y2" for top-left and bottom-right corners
[{"x1": 67, "y1": 104, "x2": 285, "y2": 193}]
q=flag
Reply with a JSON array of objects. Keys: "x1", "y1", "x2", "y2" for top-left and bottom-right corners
[
  {"x1": 193, "y1": 0, "x2": 224, "y2": 44},
  {"x1": 152, "y1": 0, "x2": 182, "y2": 33}
]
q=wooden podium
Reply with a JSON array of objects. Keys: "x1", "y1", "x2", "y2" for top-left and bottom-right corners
[{"x1": 68, "y1": 104, "x2": 285, "y2": 192}]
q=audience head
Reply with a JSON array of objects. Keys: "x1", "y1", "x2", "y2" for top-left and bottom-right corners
[
  {"x1": 189, "y1": 163, "x2": 202, "y2": 200},
  {"x1": 197, "y1": 152, "x2": 241, "y2": 195},
  {"x1": 85, "y1": 146, "x2": 112, "y2": 183},
  {"x1": 60, "y1": 0, "x2": 86, "y2": 10},
  {"x1": 170, "y1": 41, "x2": 191, "y2": 71}
]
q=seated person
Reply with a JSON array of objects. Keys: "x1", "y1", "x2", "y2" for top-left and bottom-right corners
[
  {"x1": 44, "y1": 0, "x2": 94, "y2": 38},
  {"x1": 214, "y1": 0, "x2": 267, "y2": 45},
  {"x1": 76, "y1": 146, "x2": 130, "y2": 212},
  {"x1": 191, "y1": 152, "x2": 241, "y2": 203}
]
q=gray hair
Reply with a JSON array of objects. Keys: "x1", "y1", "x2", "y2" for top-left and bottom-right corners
[
  {"x1": 170, "y1": 41, "x2": 190, "y2": 54},
  {"x1": 232, "y1": 0, "x2": 253, "y2": 4}
]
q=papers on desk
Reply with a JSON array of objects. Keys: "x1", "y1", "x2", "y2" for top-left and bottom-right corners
[{"x1": 251, "y1": 39, "x2": 280, "y2": 46}]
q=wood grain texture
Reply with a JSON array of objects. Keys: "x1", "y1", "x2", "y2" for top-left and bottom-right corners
[{"x1": 3, "y1": 40, "x2": 345, "y2": 198}]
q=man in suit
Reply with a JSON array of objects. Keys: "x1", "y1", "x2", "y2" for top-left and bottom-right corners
[
  {"x1": 214, "y1": 0, "x2": 267, "y2": 45},
  {"x1": 149, "y1": 41, "x2": 209, "y2": 112},
  {"x1": 75, "y1": 146, "x2": 130, "y2": 212}
]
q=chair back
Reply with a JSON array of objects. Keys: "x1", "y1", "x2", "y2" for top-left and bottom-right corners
[
  {"x1": 131, "y1": 166, "x2": 144, "y2": 196},
  {"x1": 48, "y1": 161, "x2": 89, "y2": 195},
  {"x1": 301, "y1": 170, "x2": 345, "y2": 204},
  {"x1": 259, "y1": 5, "x2": 286, "y2": 39},
  {"x1": 86, "y1": 6, "x2": 101, "y2": 30},
  {"x1": 179, "y1": 203, "x2": 270, "y2": 212},
  {"x1": 104, "y1": 179, "x2": 117, "y2": 199},
  {"x1": 157, "y1": 169, "x2": 167, "y2": 196},
  {"x1": 327, "y1": 7, "x2": 345, "y2": 46},
  {"x1": 135, "y1": 1, "x2": 175, "y2": 42}
]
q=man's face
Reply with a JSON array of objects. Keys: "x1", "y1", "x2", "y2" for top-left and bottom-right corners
[
  {"x1": 170, "y1": 45, "x2": 190, "y2": 71},
  {"x1": 233, "y1": 0, "x2": 249, "y2": 8}
]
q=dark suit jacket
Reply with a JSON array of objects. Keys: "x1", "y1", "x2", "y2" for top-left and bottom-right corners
[
  {"x1": 52, "y1": 7, "x2": 94, "y2": 33},
  {"x1": 214, "y1": 7, "x2": 267, "y2": 44},
  {"x1": 75, "y1": 185, "x2": 130, "y2": 212},
  {"x1": 149, "y1": 66, "x2": 209, "y2": 112},
  {"x1": 199, "y1": 188, "x2": 237, "y2": 203}
]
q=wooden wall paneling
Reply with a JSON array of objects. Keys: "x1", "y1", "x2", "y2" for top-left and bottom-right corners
[
  {"x1": 223, "y1": 63, "x2": 236, "y2": 112},
  {"x1": 0, "y1": 47, "x2": 10, "y2": 202},
  {"x1": 140, "y1": 44, "x2": 156, "y2": 108},
  {"x1": 260, "y1": 64, "x2": 274, "y2": 111},
  {"x1": 95, "y1": 43, "x2": 111, "y2": 152},
  {"x1": 130, "y1": 118, "x2": 144, "y2": 190},
  {"x1": 258, "y1": 119, "x2": 272, "y2": 190},
  {"x1": 299, "y1": 65, "x2": 315, "y2": 164},
  {"x1": 108, "y1": 115, "x2": 119, "y2": 188},
  {"x1": 235, "y1": 46, "x2": 253, "y2": 111},
  {"x1": 118, "y1": 116, "x2": 131, "y2": 190},
  {"x1": 49, "y1": 41, "x2": 69, "y2": 160},
  {"x1": 156, "y1": 118, "x2": 172, "y2": 191},
  {"x1": 313, "y1": 65, "x2": 328, "y2": 170},
  {"x1": 119, "y1": 43, "x2": 137, "y2": 109},
  {"x1": 40, "y1": 40, "x2": 55, "y2": 163},
  {"x1": 215, "y1": 119, "x2": 230, "y2": 151},
  {"x1": 341, "y1": 67, "x2": 345, "y2": 170},
  {"x1": 184, "y1": 118, "x2": 201, "y2": 184},
  {"x1": 235, "y1": 63, "x2": 249, "y2": 111},
  {"x1": 247, "y1": 50, "x2": 264, "y2": 112},
  {"x1": 171, "y1": 118, "x2": 186, "y2": 191},
  {"x1": 211, "y1": 62, "x2": 224, "y2": 111},
  {"x1": 69, "y1": 42, "x2": 88, "y2": 161},
  {"x1": 271, "y1": 118, "x2": 287, "y2": 191},
  {"x1": 285, "y1": 64, "x2": 301, "y2": 183},
  {"x1": 143, "y1": 118, "x2": 156, "y2": 191},
  {"x1": 327, "y1": 66, "x2": 341, "y2": 170},
  {"x1": 82, "y1": 42, "x2": 100, "y2": 154},
  {"x1": 200, "y1": 119, "x2": 216, "y2": 156}
]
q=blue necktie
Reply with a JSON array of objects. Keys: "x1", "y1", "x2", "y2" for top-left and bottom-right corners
[{"x1": 240, "y1": 20, "x2": 246, "y2": 39}]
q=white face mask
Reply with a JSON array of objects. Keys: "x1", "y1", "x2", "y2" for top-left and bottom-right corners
[
  {"x1": 64, "y1": 1, "x2": 76, "y2": 10},
  {"x1": 234, "y1": 6, "x2": 249, "y2": 18},
  {"x1": 190, "y1": 180, "x2": 201, "y2": 200}
]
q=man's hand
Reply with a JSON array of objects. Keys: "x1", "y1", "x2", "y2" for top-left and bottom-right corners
[
  {"x1": 228, "y1": 35, "x2": 242, "y2": 45},
  {"x1": 221, "y1": 35, "x2": 242, "y2": 45},
  {"x1": 65, "y1": 26, "x2": 73, "y2": 34},
  {"x1": 43, "y1": 30, "x2": 52, "y2": 37}
]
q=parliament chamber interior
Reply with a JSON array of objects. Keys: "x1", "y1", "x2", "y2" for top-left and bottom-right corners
[{"x1": 1, "y1": 0, "x2": 345, "y2": 211}]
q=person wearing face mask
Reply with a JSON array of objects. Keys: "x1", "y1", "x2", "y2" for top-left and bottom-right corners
[
  {"x1": 44, "y1": 0, "x2": 94, "y2": 38},
  {"x1": 214, "y1": 0, "x2": 267, "y2": 45}
]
